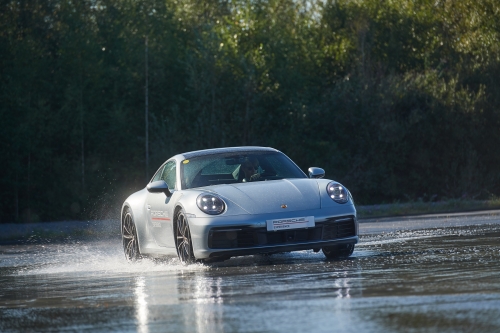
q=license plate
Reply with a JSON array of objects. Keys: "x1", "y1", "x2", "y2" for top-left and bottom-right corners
[{"x1": 266, "y1": 216, "x2": 315, "y2": 231}]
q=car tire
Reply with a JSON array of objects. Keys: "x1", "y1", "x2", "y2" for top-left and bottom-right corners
[
  {"x1": 175, "y1": 210, "x2": 196, "y2": 264},
  {"x1": 322, "y1": 244, "x2": 354, "y2": 260},
  {"x1": 122, "y1": 209, "x2": 141, "y2": 261}
]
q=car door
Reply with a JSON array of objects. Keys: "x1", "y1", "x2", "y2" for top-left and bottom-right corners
[{"x1": 146, "y1": 160, "x2": 177, "y2": 247}]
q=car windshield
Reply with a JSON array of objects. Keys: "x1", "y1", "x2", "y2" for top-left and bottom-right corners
[{"x1": 181, "y1": 151, "x2": 306, "y2": 189}]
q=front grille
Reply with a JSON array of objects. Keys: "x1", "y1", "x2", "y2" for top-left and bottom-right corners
[{"x1": 208, "y1": 216, "x2": 356, "y2": 249}]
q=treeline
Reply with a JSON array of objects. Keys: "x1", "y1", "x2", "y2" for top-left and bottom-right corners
[{"x1": 1, "y1": 0, "x2": 500, "y2": 223}]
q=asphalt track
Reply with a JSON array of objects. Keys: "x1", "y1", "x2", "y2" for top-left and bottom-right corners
[{"x1": 1, "y1": 210, "x2": 500, "y2": 332}]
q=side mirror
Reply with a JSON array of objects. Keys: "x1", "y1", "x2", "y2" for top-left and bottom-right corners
[
  {"x1": 308, "y1": 167, "x2": 325, "y2": 179},
  {"x1": 147, "y1": 180, "x2": 172, "y2": 197}
]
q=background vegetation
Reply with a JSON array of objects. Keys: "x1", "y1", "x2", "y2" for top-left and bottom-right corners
[{"x1": 1, "y1": 0, "x2": 500, "y2": 223}]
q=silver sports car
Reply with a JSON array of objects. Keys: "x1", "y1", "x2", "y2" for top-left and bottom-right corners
[{"x1": 121, "y1": 147, "x2": 358, "y2": 263}]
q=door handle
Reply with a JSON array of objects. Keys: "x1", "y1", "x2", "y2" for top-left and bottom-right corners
[{"x1": 147, "y1": 205, "x2": 151, "y2": 210}]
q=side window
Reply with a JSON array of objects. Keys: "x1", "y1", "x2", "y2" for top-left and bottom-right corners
[
  {"x1": 161, "y1": 161, "x2": 177, "y2": 190},
  {"x1": 151, "y1": 166, "x2": 164, "y2": 182}
]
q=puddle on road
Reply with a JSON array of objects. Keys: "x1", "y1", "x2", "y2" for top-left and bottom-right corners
[
  {"x1": 1, "y1": 224, "x2": 500, "y2": 332},
  {"x1": 0, "y1": 223, "x2": 498, "y2": 279}
]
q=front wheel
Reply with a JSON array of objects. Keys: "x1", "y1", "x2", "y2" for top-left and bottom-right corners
[
  {"x1": 175, "y1": 210, "x2": 196, "y2": 264},
  {"x1": 122, "y1": 209, "x2": 141, "y2": 261},
  {"x1": 322, "y1": 244, "x2": 354, "y2": 260}
]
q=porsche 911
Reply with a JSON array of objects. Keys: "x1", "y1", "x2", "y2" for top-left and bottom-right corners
[{"x1": 121, "y1": 147, "x2": 358, "y2": 263}]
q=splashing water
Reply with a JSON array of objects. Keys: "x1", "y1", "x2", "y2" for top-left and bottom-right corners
[{"x1": 2, "y1": 239, "x2": 208, "y2": 276}]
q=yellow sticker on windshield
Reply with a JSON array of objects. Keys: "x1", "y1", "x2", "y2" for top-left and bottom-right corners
[{"x1": 183, "y1": 160, "x2": 190, "y2": 164}]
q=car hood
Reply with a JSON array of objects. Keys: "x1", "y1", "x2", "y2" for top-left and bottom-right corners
[{"x1": 205, "y1": 179, "x2": 320, "y2": 214}]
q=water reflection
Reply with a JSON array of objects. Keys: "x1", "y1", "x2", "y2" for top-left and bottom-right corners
[
  {"x1": 129, "y1": 254, "x2": 367, "y2": 332},
  {"x1": 134, "y1": 276, "x2": 149, "y2": 333},
  {"x1": 332, "y1": 270, "x2": 357, "y2": 299},
  {"x1": 192, "y1": 275, "x2": 225, "y2": 332}
]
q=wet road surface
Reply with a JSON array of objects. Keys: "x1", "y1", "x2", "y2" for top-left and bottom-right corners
[{"x1": 1, "y1": 214, "x2": 500, "y2": 332}]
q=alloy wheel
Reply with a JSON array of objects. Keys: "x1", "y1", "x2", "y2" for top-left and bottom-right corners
[
  {"x1": 122, "y1": 212, "x2": 140, "y2": 261},
  {"x1": 176, "y1": 211, "x2": 195, "y2": 264}
]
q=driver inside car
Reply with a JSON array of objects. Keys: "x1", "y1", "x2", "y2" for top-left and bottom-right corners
[{"x1": 241, "y1": 157, "x2": 261, "y2": 182}]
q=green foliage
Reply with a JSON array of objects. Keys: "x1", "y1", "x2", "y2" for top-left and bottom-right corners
[{"x1": 1, "y1": 0, "x2": 500, "y2": 222}]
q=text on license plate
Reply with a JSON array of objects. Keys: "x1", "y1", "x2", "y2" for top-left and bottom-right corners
[{"x1": 266, "y1": 216, "x2": 315, "y2": 231}]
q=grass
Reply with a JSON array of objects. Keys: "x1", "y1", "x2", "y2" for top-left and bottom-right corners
[{"x1": 357, "y1": 198, "x2": 500, "y2": 219}]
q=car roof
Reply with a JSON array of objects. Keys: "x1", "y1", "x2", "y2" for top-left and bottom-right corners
[{"x1": 173, "y1": 146, "x2": 280, "y2": 160}]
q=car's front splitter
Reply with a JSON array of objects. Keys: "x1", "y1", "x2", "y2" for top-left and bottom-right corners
[{"x1": 206, "y1": 236, "x2": 359, "y2": 259}]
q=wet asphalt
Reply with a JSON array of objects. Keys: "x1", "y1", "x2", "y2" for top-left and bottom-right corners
[{"x1": 1, "y1": 212, "x2": 500, "y2": 333}]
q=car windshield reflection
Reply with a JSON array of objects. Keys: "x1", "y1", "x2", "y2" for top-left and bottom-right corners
[{"x1": 181, "y1": 152, "x2": 306, "y2": 189}]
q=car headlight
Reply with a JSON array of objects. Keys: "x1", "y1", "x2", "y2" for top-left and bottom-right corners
[
  {"x1": 196, "y1": 194, "x2": 225, "y2": 215},
  {"x1": 326, "y1": 182, "x2": 349, "y2": 204}
]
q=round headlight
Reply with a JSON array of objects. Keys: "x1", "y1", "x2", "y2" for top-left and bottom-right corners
[
  {"x1": 196, "y1": 194, "x2": 225, "y2": 215},
  {"x1": 326, "y1": 182, "x2": 349, "y2": 204}
]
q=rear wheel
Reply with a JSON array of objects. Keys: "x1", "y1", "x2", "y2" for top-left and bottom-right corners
[
  {"x1": 322, "y1": 244, "x2": 354, "y2": 260},
  {"x1": 175, "y1": 210, "x2": 195, "y2": 264},
  {"x1": 122, "y1": 210, "x2": 141, "y2": 261}
]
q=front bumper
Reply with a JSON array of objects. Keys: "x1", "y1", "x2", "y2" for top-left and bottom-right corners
[
  {"x1": 188, "y1": 204, "x2": 358, "y2": 259},
  {"x1": 206, "y1": 236, "x2": 358, "y2": 259}
]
